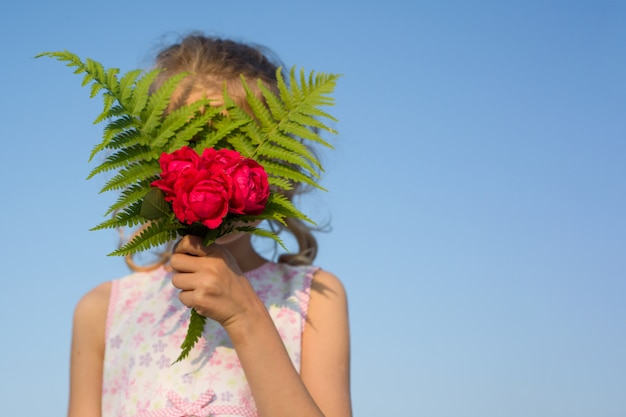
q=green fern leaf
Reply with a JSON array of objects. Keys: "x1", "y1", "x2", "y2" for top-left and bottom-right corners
[
  {"x1": 258, "y1": 81, "x2": 287, "y2": 120},
  {"x1": 280, "y1": 120, "x2": 332, "y2": 148},
  {"x1": 98, "y1": 93, "x2": 118, "y2": 124},
  {"x1": 267, "y1": 193, "x2": 312, "y2": 223},
  {"x1": 105, "y1": 67, "x2": 120, "y2": 92},
  {"x1": 287, "y1": 67, "x2": 303, "y2": 104},
  {"x1": 130, "y1": 71, "x2": 161, "y2": 116},
  {"x1": 105, "y1": 128, "x2": 143, "y2": 151},
  {"x1": 90, "y1": 82, "x2": 105, "y2": 99},
  {"x1": 109, "y1": 219, "x2": 180, "y2": 256},
  {"x1": 242, "y1": 77, "x2": 276, "y2": 134},
  {"x1": 256, "y1": 144, "x2": 317, "y2": 177},
  {"x1": 151, "y1": 99, "x2": 213, "y2": 149},
  {"x1": 226, "y1": 133, "x2": 259, "y2": 158},
  {"x1": 173, "y1": 309, "x2": 207, "y2": 364},
  {"x1": 163, "y1": 111, "x2": 213, "y2": 153},
  {"x1": 141, "y1": 72, "x2": 188, "y2": 136},
  {"x1": 104, "y1": 182, "x2": 153, "y2": 216},
  {"x1": 193, "y1": 116, "x2": 248, "y2": 151},
  {"x1": 235, "y1": 226, "x2": 287, "y2": 251},
  {"x1": 103, "y1": 115, "x2": 139, "y2": 140},
  {"x1": 91, "y1": 201, "x2": 144, "y2": 230},
  {"x1": 262, "y1": 160, "x2": 321, "y2": 190},
  {"x1": 118, "y1": 69, "x2": 143, "y2": 104},
  {"x1": 140, "y1": 188, "x2": 171, "y2": 220},
  {"x1": 99, "y1": 161, "x2": 160, "y2": 193},
  {"x1": 267, "y1": 176, "x2": 294, "y2": 192},
  {"x1": 263, "y1": 130, "x2": 321, "y2": 167},
  {"x1": 93, "y1": 103, "x2": 125, "y2": 125},
  {"x1": 89, "y1": 115, "x2": 139, "y2": 161},
  {"x1": 87, "y1": 145, "x2": 155, "y2": 179}
]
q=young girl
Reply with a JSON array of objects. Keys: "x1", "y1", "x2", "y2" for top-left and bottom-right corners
[{"x1": 68, "y1": 34, "x2": 352, "y2": 417}]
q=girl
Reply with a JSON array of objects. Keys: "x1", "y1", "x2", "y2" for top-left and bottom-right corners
[{"x1": 68, "y1": 34, "x2": 352, "y2": 417}]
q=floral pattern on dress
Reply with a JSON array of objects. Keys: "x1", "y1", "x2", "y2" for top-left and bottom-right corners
[{"x1": 102, "y1": 262, "x2": 315, "y2": 417}]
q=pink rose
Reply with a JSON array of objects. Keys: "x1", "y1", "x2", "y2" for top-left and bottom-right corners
[
  {"x1": 170, "y1": 170, "x2": 230, "y2": 229},
  {"x1": 200, "y1": 148, "x2": 243, "y2": 171},
  {"x1": 151, "y1": 146, "x2": 201, "y2": 196},
  {"x1": 225, "y1": 158, "x2": 270, "y2": 215}
]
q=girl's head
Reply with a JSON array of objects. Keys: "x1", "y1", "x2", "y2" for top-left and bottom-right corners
[
  {"x1": 126, "y1": 33, "x2": 318, "y2": 271},
  {"x1": 151, "y1": 34, "x2": 280, "y2": 113}
]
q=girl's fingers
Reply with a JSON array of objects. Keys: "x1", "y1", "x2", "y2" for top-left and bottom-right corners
[
  {"x1": 173, "y1": 235, "x2": 210, "y2": 256},
  {"x1": 173, "y1": 236, "x2": 228, "y2": 259},
  {"x1": 171, "y1": 271, "x2": 197, "y2": 291},
  {"x1": 177, "y1": 289, "x2": 195, "y2": 308},
  {"x1": 170, "y1": 253, "x2": 204, "y2": 273}
]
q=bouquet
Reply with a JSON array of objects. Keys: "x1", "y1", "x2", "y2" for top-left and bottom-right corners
[{"x1": 38, "y1": 51, "x2": 339, "y2": 362}]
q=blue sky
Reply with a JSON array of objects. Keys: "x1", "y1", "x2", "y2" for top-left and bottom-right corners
[{"x1": 1, "y1": 1, "x2": 625, "y2": 416}]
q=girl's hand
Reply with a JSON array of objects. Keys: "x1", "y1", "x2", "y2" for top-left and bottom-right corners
[{"x1": 169, "y1": 235, "x2": 263, "y2": 329}]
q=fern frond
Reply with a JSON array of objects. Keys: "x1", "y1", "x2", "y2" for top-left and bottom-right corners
[
  {"x1": 287, "y1": 67, "x2": 303, "y2": 104},
  {"x1": 222, "y1": 101, "x2": 264, "y2": 149},
  {"x1": 275, "y1": 69, "x2": 293, "y2": 109},
  {"x1": 36, "y1": 50, "x2": 79, "y2": 67},
  {"x1": 262, "y1": 130, "x2": 321, "y2": 169},
  {"x1": 105, "y1": 128, "x2": 143, "y2": 152},
  {"x1": 90, "y1": 82, "x2": 105, "y2": 99},
  {"x1": 105, "y1": 67, "x2": 120, "y2": 93},
  {"x1": 118, "y1": 69, "x2": 144, "y2": 104},
  {"x1": 109, "y1": 219, "x2": 180, "y2": 256},
  {"x1": 193, "y1": 115, "x2": 248, "y2": 151},
  {"x1": 84, "y1": 58, "x2": 106, "y2": 88},
  {"x1": 267, "y1": 176, "x2": 294, "y2": 191},
  {"x1": 91, "y1": 201, "x2": 144, "y2": 230},
  {"x1": 89, "y1": 115, "x2": 139, "y2": 161},
  {"x1": 93, "y1": 103, "x2": 126, "y2": 125},
  {"x1": 103, "y1": 115, "x2": 139, "y2": 140},
  {"x1": 226, "y1": 132, "x2": 259, "y2": 158},
  {"x1": 87, "y1": 145, "x2": 155, "y2": 179},
  {"x1": 101, "y1": 93, "x2": 118, "y2": 123},
  {"x1": 234, "y1": 226, "x2": 287, "y2": 251},
  {"x1": 130, "y1": 70, "x2": 161, "y2": 116},
  {"x1": 255, "y1": 144, "x2": 317, "y2": 177},
  {"x1": 173, "y1": 309, "x2": 207, "y2": 364},
  {"x1": 266, "y1": 193, "x2": 313, "y2": 224},
  {"x1": 104, "y1": 182, "x2": 153, "y2": 216},
  {"x1": 163, "y1": 111, "x2": 213, "y2": 153},
  {"x1": 258, "y1": 81, "x2": 288, "y2": 120},
  {"x1": 262, "y1": 160, "x2": 321, "y2": 190},
  {"x1": 99, "y1": 161, "x2": 160, "y2": 193},
  {"x1": 279, "y1": 120, "x2": 332, "y2": 148},
  {"x1": 150, "y1": 99, "x2": 212, "y2": 149},
  {"x1": 141, "y1": 72, "x2": 188, "y2": 136},
  {"x1": 243, "y1": 67, "x2": 340, "y2": 182},
  {"x1": 242, "y1": 76, "x2": 276, "y2": 134}
]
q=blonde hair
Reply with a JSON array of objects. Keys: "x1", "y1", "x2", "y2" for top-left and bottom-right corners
[{"x1": 125, "y1": 33, "x2": 318, "y2": 270}]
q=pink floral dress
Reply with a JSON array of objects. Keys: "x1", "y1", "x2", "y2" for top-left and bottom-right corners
[{"x1": 102, "y1": 262, "x2": 316, "y2": 417}]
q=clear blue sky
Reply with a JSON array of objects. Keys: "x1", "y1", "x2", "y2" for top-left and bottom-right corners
[{"x1": 1, "y1": 1, "x2": 625, "y2": 416}]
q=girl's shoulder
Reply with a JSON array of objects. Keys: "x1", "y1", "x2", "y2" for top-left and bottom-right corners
[
  {"x1": 73, "y1": 265, "x2": 166, "y2": 324},
  {"x1": 311, "y1": 269, "x2": 345, "y2": 294},
  {"x1": 307, "y1": 269, "x2": 348, "y2": 323},
  {"x1": 300, "y1": 268, "x2": 351, "y2": 416},
  {"x1": 75, "y1": 280, "x2": 112, "y2": 320}
]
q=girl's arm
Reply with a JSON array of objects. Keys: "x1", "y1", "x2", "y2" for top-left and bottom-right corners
[
  {"x1": 67, "y1": 281, "x2": 110, "y2": 417},
  {"x1": 171, "y1": 236, "x2": 352, "y2": 417},
  {"x1": 301, "y1": 270, "x2": 352, "y2": 417}
]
